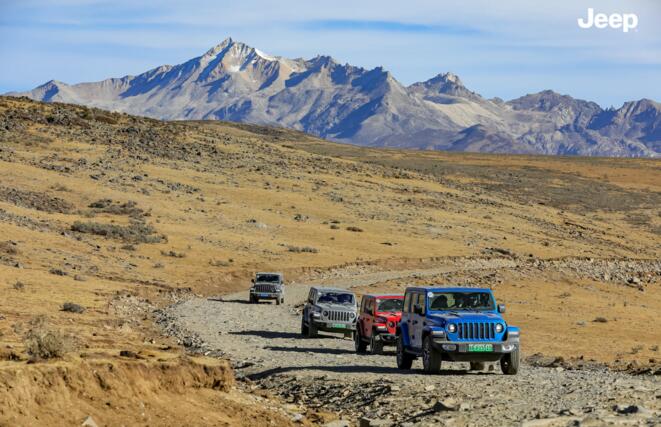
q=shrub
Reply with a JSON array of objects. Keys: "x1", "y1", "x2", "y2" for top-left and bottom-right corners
[
  {"x1": 71, "y1": 220, "x2": 164, "y2": 243},
  {"x1": 287, "y1": 246, "x2": 319, "y2": 253},
  {"x1": 346, "y1": 226, "x2": 363, "y2": 232},
  {"x1": 23, "y1": 316, "x2": 71, "y2": 360},
  {"x1": 88, "y1": 199, "x2": 143, "y2": 217},
  {"x1": 160, "y1": 250, "x2": 185, "y2": 258}
]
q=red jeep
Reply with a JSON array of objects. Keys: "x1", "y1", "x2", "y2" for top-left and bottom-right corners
[{"x1": 355, "y1": 294, "x2": 404, "y2": 354}]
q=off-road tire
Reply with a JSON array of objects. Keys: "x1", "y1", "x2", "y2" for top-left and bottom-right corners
[
  {"x1": 396, "y1": 336, "x2": 414, "y2": 370},
  {"x1": 422, "y1": 336, "x2": 442, "y2": 374},
  {"x1": 280, "y1": 297, "x2": 285, "y2": 304},
  {"x1": 500, "y1": 347, "x2": 520, "y2": 375},
  {"x1": 301, "y1": 318, "x2": 308, "y2": 337},
  {"x1": 470, "y1": 362, "x2": 486, "y2": 371},
  {"x1": 307, "y1": 322, "x2": 318, "y2": 338},
  {"x1": 355, "y1": 329, "x2": 368, "y2": 353},
  {"x1": 249, "y1": 294, "x2": 256, "y2": 304},
  {"x1": 276, "y1": 298, "x2": 281, "y2": 306},
  {"x1": 370, "y1": 333, "x2": 383, "y2": 355}
]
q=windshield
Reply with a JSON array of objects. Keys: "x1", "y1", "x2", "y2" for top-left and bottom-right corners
[
  {"x1": 256, "y1": 274, "x2": 281, "y2": 283},
  {"x1": 377, "y1": 298, "x2": 403, "y2": 312},
  {"x1": 317, "y1": 292, "x2": 354, "y2": 305},
  {"x1": 428, "y1": 291, "x2": 495, "y2": 311}
]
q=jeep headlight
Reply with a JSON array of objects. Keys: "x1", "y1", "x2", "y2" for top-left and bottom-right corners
[
  {"x1": 447, "y1": 324, "x2": 457, "y2": 333},
  {"x1": 322, "y1": 310, "x2": 328, "y2": 317},
  {"x1": 495, "y1": 323, "x2": 504, "y2": 333},
  {"x1": 350, "y1": 312, "x2": 356, "y2": 319}
]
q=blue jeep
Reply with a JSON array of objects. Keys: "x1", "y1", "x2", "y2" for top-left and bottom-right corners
[{"x1": 396, "y1": 287, "x2": 520, "y2": 375}]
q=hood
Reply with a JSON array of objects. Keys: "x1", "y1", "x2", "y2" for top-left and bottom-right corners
[
  {"x1": 375, "y1": 311, "x2": 402, "y2": 321},
  {"x1": 427, "y1": 312, "x2": 503, "y2": 324},
  {"x1": 317, "y1": 303, "x2": 357, "y2": 311}
]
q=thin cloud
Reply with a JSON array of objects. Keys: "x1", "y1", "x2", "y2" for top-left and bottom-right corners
[{"x1": 299, "y1": 20, "x2": 484, "y2": 36}]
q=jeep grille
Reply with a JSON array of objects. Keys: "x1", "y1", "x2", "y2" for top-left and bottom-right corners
[
  {"x1": 254, "y1": 284, "x2": 278, "y2": 293},
  {"x1": 326, "y1": 310, "x2": 352, "y2": 322},
  {"x1": 457, "y1": 322, "x2": 496, "y2": 341}
]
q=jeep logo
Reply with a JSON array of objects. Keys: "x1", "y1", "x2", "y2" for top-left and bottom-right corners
[{"x1": 578, "y1": 8, "x2": 638, "y2": 32}]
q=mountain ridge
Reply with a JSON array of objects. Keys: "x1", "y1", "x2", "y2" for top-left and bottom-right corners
[{"x1": 8, "y1": 38, "x2": 659, "y2": 157}]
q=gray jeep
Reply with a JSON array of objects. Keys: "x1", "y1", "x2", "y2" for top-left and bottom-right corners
[
  {"x1": 249, "y1": 272, "x2": 285, "y2": 305},
  {"x1": 301, "y1": 287, "x2": 357, "y2": 338}
]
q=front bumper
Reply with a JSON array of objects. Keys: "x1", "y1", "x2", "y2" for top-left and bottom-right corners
[
  {"x1": 374, "y1": 332, "x2": 397, "y2": 344},
  {"x1": 250, "y1": 290, "x2": 282, "y2": 299},
  {"x1": 312, "y1": 320, "x2": 356, "y2": 332},
  {"x1": 431, "y1": 339, "x2": 519, "y2": 362}
]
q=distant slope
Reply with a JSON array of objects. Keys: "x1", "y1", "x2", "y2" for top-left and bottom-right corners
[{"x1": 8, "y1": 38, "x2": 660, "y2": 157}]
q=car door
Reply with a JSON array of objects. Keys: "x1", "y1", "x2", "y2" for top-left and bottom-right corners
[
  {"x1": 358, "y1": 296, "x2": 368, "y2": 336},
  {"x1": 410, "y1": 293, "x2": 425, "y2": 349},
  {"x1": 364, "y1": 297, "x2": 374, "y2": 337},
  {"x1": 406, "y1": 293, "x2": 418, "y2": 349},
  {"x1": 305, "y1": 289, "x2": 315, "y2": 324}
]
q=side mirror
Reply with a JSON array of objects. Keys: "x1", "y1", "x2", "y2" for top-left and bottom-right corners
[
  {"x1": 251, "y1": 279, "x2": 255, "y2": 284},
  {"x1": 413, "y1": 304, "x2": 423, "y2": 315},
  {"x1": 498, "y1": 304, "x2": 506, "y2": 313}
]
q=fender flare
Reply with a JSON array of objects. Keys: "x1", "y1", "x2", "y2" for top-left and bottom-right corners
[
  {"x1": 505, "y1": 326, "x2": 521, "y2": 341},
  {"x1": 398, "y1": 323, "x2": 411, "y2": 347}
]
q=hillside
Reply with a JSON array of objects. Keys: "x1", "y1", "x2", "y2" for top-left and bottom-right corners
[
  {"x1": 8, "y1": 38, "x2": 660, "y2": 157},
  {"x1": 0, "y1": 96, "x2": 659, "y2": 425}
]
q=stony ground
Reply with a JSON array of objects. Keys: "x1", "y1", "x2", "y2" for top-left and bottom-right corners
[{"x1": 159, "y1": 265, "x2": 661, "y2": 426}]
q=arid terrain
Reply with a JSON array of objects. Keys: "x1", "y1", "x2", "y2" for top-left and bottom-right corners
[{"x1": 0, "y1": 96, "x2": 659, "y2": 426}]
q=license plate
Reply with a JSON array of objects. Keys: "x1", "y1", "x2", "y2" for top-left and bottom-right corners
[
  {"x1": 258, "y1": 293, "x2": 269, "y2": 297},
  {"x1": 331, "y1": 323, "x2": 346, "y2": 328},
  {"x1": 468, "y1": 344, "x2": 493, "y2": 352}
]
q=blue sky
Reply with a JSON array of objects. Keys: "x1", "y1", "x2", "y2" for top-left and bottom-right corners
[{"x1": 1, "y1": 0, "x2": 659, "y2": 107}]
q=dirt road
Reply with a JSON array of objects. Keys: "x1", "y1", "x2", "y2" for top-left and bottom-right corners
[{"x1": 159, "y1": 266, "x2": 661, "y2": 426}]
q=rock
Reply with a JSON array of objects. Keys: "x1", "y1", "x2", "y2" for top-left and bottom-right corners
[
  {"x1": 613, "y1": 404, "x2": 639, "y2": 414},
  {"x1": 526, "y1": 353, "x2": 564, "y2": 368},
  {"x1": 61, "y1": 302, "x2": 85, "y2": 313},
  {"x1": 323, "y1": 421, "x2": 350, "y2": 427},
  {"x1": 359, "y1": 418, "x2": 391, "y2": 427},
  {"x1": 593, "y1": 317, "x2": 608, "y2": 323},
  {"x1": 424, "y1": 384, "x2": 436, "y2": 392},
  {"x1": 81, "y1": 416, "x2": 99, "y2": 427},
  {"x1": 433, "y1": 398, "x2": 459, "y2": 412},
  {"x1": 74, "y1": 274, "x2": 87, "y2": 282},
  {"x1": 119, "y1": 350, "x2": 141, "y2": 359}
]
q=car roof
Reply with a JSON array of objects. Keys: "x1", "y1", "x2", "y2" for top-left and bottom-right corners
[
  {"x1": 313, "y1": 287, "x2": 354, "y2": 293},
  {"x1": 405, "y1": 286, "x2": 492, "y2": 293},
  {"x1": 364, "y1": 294, "x2": 404, "y2": 298}
]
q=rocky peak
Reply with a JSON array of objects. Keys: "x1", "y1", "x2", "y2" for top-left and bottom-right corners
[{"x1": 409, "y1": 72, "x2": 480, "y2": 100}]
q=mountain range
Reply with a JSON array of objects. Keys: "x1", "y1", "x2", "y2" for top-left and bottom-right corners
[{"x1": 8, "y1": 38, "x2": 660, "y2": 157}]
